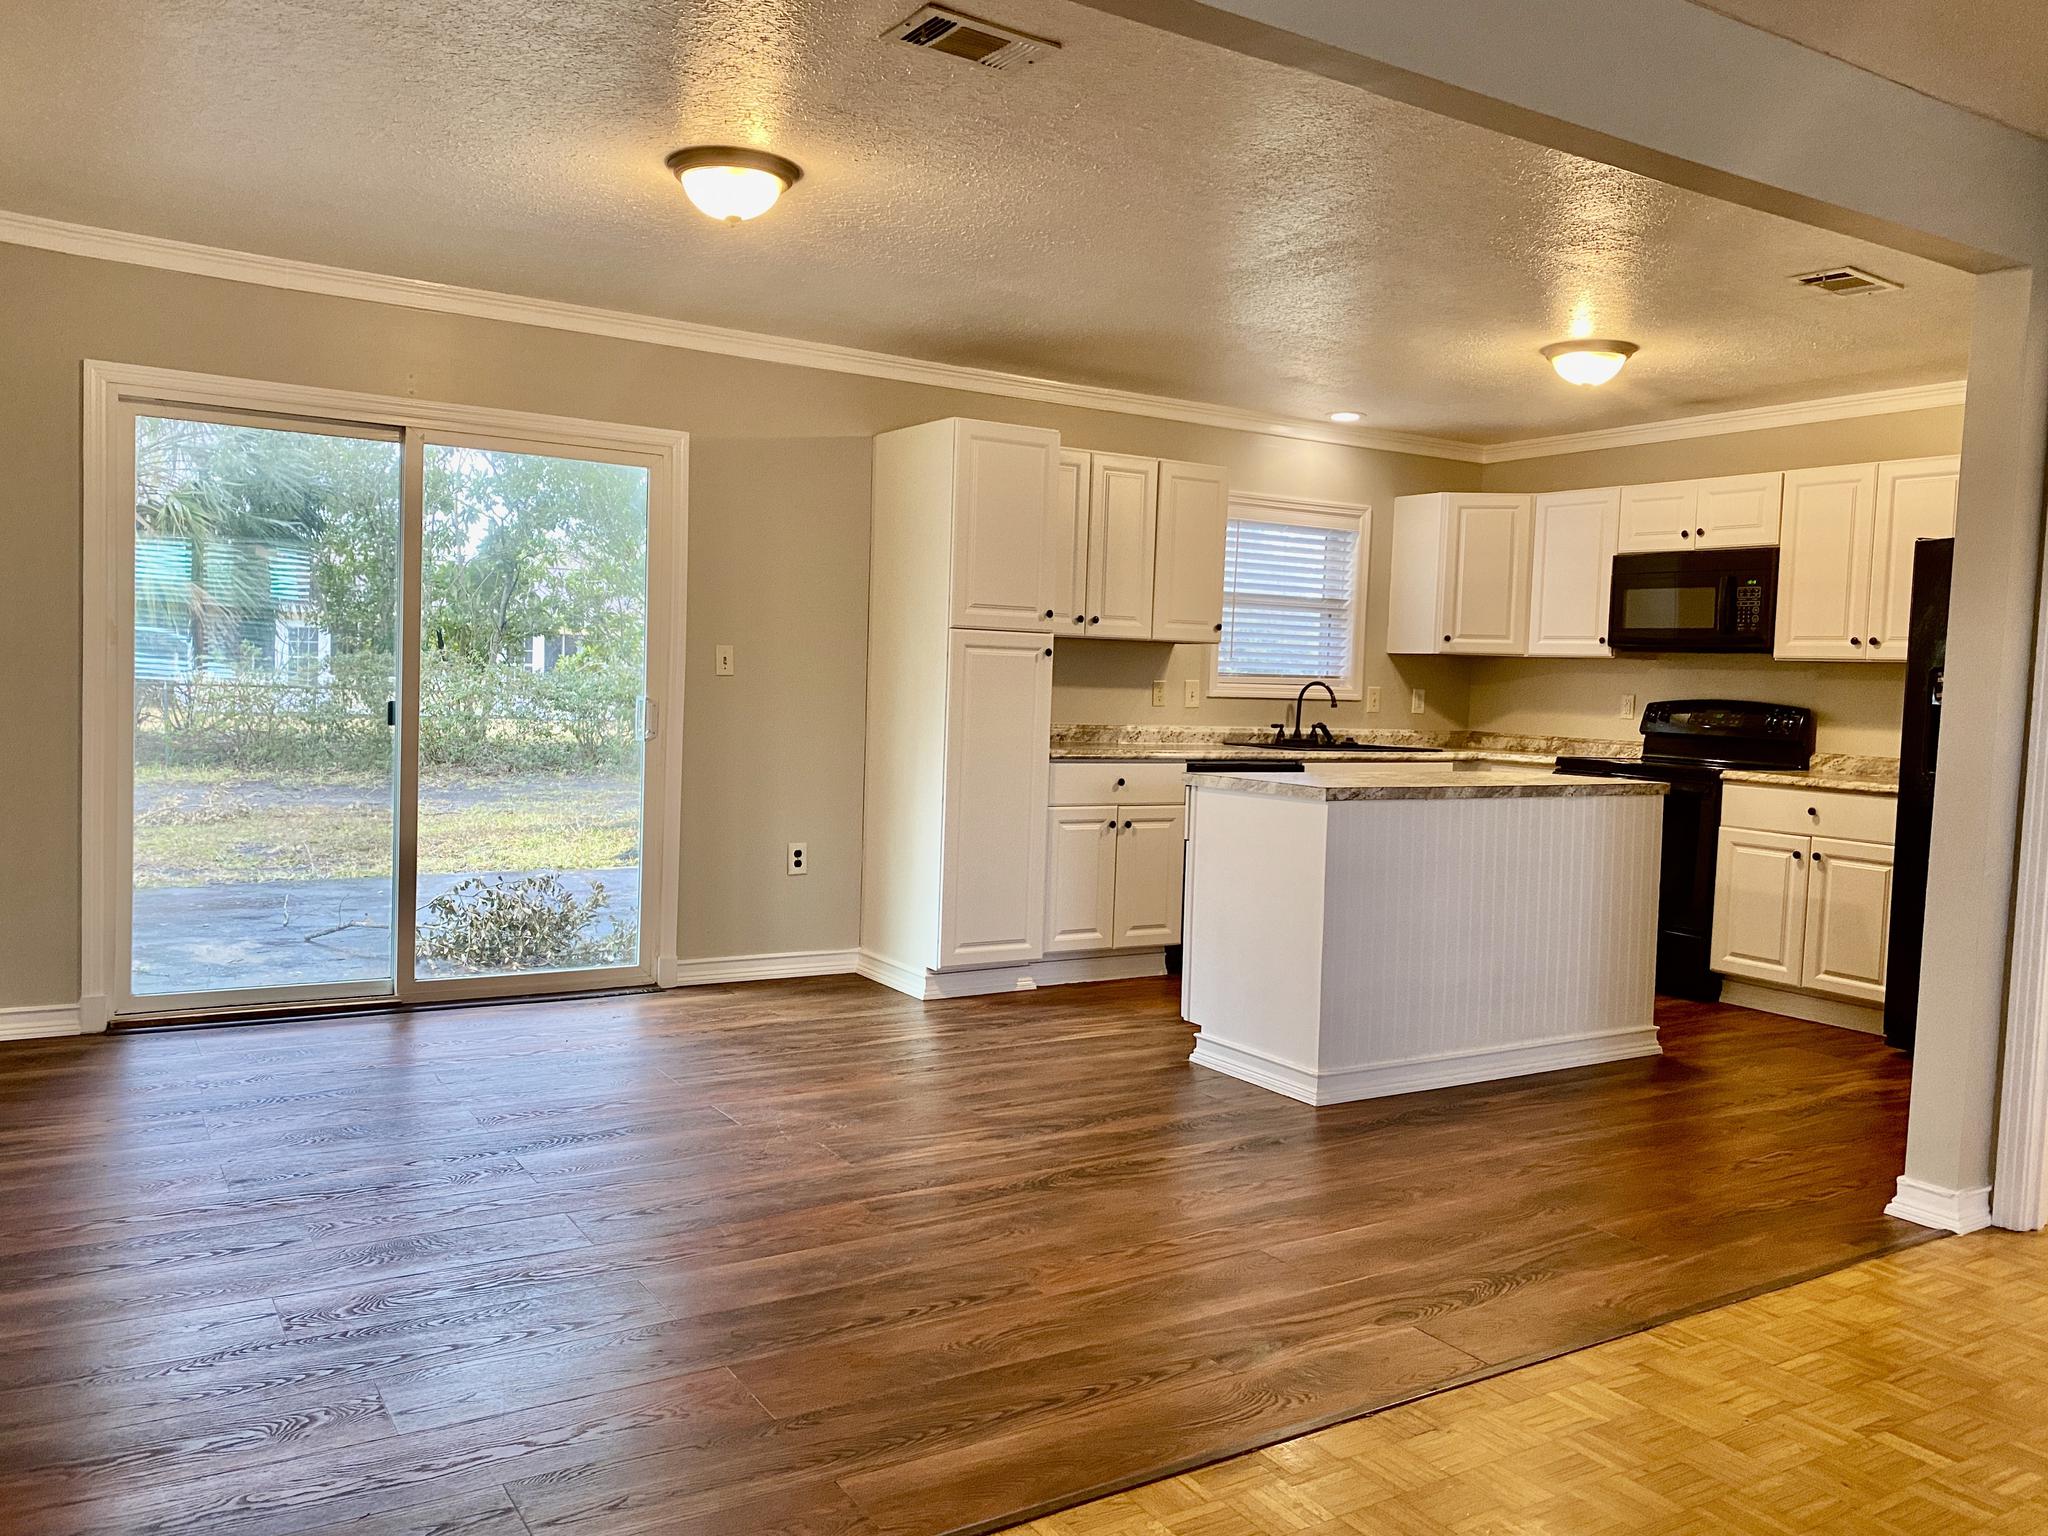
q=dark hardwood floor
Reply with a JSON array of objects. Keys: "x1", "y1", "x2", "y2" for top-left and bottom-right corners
[{"x1": 0, "y1": 978, "x2": 1919, "y2": 1536}]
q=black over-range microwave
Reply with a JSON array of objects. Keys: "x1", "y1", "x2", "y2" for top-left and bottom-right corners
[{"x1": 1608, "y1": 547, "x2": 1778, "y2": 653}]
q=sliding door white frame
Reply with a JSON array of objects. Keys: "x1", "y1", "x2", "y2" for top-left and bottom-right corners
[{"x1": 80, "y1": 360, "x2": 688, "y2": 1029}]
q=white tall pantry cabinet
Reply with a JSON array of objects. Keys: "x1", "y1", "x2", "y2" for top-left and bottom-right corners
[{"x1": 862, "y1": 419, "x2": 1060, "y2": 989}]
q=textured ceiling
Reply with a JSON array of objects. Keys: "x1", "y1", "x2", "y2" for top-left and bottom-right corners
[
  {"x1": 1687, "y1": 0, "x2": 2048, "y2": 141},
  {"x1": 0, "y1": 0, "x2": 1975, "y2": 444}
]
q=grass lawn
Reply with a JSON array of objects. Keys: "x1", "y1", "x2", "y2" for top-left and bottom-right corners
[{"x1": 133, "y1": 767, "x2": 641, "y2": 887}]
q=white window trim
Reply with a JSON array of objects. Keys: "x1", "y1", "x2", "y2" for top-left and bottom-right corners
[{"x1": 1208, "y1": 492, "x2": 1371, "y2": 701}]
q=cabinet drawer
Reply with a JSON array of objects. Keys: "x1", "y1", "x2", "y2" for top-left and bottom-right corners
[
  {"x1": 1722, "y1": 783, "x2": 1896, "y2": 843},
  {"x1": 1048, "y1": 760, "x2": 1187, "y2": 806}
]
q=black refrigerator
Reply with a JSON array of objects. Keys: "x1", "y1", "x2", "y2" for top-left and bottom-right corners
[{"x1": 1885, "y1": 537, "x2": 1953, "y2": 1054}]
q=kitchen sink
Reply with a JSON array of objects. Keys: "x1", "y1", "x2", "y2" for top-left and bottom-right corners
[{"x1": 1250, "y1": 740, "x2": 1443, "y2": 755}]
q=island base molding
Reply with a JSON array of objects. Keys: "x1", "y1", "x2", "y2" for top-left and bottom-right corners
[
  {"x1": 857, "y1": 949, "x2": 1167, "y2": 1000},
  {"x1": 1716, "y1": 979, "x2": 1883, "y2": 1034},
  {"x1": 1190, "y1": 1026, "x2": 1662, "y2": 1105}
]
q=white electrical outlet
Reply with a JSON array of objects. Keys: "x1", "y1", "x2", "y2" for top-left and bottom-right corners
[
  {"x1": 1151, "y1": 680, "x2": 1167, "y2": 708},
  {"x1": 786, "y1": 842, "x2": 807, "y2": 877},
  {"x1": 1365, "y1": 685, "x2": 1382, "y2": 713},
  {"x1": 1409, "y1": 687, "x2": 1426, "y2": 716},
  {"x1": 1618, "y1": 693, "x2": 1637, "y2": 719},
  {"x1": 1183, "y1": 678, "x2": 1201, "y2": 708},
  {"x1": 715, "y1": 644, "x2": 735, "y2": 677}
]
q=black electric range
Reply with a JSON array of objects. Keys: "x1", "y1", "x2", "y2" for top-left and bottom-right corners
[{"x1": 1556, "y1": 700, "x2": 1816, "y2": 1000}]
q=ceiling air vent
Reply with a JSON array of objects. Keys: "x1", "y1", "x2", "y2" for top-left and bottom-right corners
[
  {"x1": 885, "y1": 5, "x2": 1058, "y2": 69},
  {"x1": 1794, "y1": 265, "x2": 1902, "y2": 296}
]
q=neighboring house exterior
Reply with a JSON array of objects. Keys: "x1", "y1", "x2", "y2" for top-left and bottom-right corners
[{"x1": 134, "y1": 535, "x2": 330, "y2": 679}]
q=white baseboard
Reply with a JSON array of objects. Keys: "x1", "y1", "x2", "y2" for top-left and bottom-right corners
[
  {"x1": 0, "y1": 1004, "x2": 84, "y2": 1041},
  {"x1": 856, "y1": 949, "x2": 1168, "y2": 1000},
  {"x1": 1718, "y1": 979, "x2": 1884, "y2": 1034},
  {"x1": 660, "y1": 949, "x2": 858, "y2": 987},
  {"x1": 1191, "y1": 1025, "x2": 1662, "y2": 1106},
  {"x1": 1885, "y1": 1176, "x2": 1993, "y2": 1234}
]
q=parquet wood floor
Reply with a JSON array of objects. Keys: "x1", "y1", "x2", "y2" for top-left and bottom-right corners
[
  {"x1": 1005, "y1": 1228, "x2": 2048, "y2": 1536},
  {"x1": 0, "y1": 978, "x2": 1914, "y2": 1535}
]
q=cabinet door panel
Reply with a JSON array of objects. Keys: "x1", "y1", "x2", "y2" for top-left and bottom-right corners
[
  {"x1": 1527, "y1": 488, "x2": 1618, "y2": 657},
  {"x1": 1774, "y1": 464, "x2": 1877, "y2": 661},
  {"x1": 1869, "y1": 457, "x2": 1959, "y2": 657},
  {"x1": 1044, "y1": 804, "x2": 1118, "y2": 955},
  {"x1": 950, "y1": 421, "x2": 1059, "y2": 632},
  {"x1": 1442, "y1": 495, "x2": 1531, "y2": 654},
  {"x1": 1617, "y1": 481, "x2": 1698, "y2": 553},
  {"x1": 1111, "y1": 804, "x2": 1186, "y2": 948},
  {"x1": 1711, "y1": 827, "x2": 1809, "y2": 985},
  {"x1": 1802, "y1": 837, "x2": 1893, "y2": 1002},
  {"x1": 1696, "y1": 472, "x2": 1783, "y2": 547},
  {"x1": 1087, "y1": 453, "x2": 1157, "y2": 639},
  {"x1": 938, "y1": 630, "x2": 1053, "y2": 968},
  {"x1": 1151, "y1": 461, "x2": 1229, "y2": 643},
  {"x1": 1052, "y1": 450, "x2": 1091, "y2": 635}
]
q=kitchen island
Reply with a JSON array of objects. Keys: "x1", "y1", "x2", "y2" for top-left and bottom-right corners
[{"x1": 1183, "y1": 762, "x2": 1668, "y2": 1104}]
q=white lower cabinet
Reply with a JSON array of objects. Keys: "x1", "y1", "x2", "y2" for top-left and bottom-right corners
[
  {"x1": 1045, "y1": 804, "x2": 1119, "y2": 954},
  {"x1": 1800, "y1": 837, "x2": 1894, "y2": 1003},
  {"x1": 1711, "y1": 785, "x2": 1896, "y2": 1006},
  {"x1": 1044, "y1": 796, "x2": 1185, "y2": 955}
]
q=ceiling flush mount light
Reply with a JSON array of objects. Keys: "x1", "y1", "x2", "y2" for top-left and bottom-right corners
[
  {"x1": 1328, "y1": 410, "x2": 1362, "y2": 424},
  {"x1": 665, "y1": 146, "x2": 803, "y2": 223},
  {"x1": 1541, "y1": 339, "x2": 1639, "y2": 387}
]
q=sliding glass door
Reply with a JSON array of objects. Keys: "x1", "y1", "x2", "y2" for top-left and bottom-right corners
[{"x1": 101, "y1": 381, "x2": 678, "y2": 1021}]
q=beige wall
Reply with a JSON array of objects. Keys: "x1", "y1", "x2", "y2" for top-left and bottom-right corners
[
  {"x1": 1467, "y1": 404, "x2": 1965, "y2": 754},
  {"x1": 0, "y1": 241, "x2": 1477, "y2": 1007}
]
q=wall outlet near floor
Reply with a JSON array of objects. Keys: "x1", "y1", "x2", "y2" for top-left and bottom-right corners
[
  {"x1": 1618, "y1": 693, "x2": 1637, "y2": 719},
  {"x1": 1183, "y1": 678, "x2": 1202, "y2": 708},
  {"x1": 1151, "y1": 680, "x2": 1167, "y2": 708},
  {"x1": 1409, "y1": 687, "x2": 1426, "y2": 716},
  {"x1": 715, "y1": 644, "x2": 735, "y2": 677},
  {"x1": 786, "y1": 842, "x2": 808, "y2": 876},
  {"x1": 1365, "y1": 685, "x2": 1382, "y2": 713}
]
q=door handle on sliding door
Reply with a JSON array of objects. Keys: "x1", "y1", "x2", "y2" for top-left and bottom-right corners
[
  {"x1": 386, "y1": 699, "x2": 396, "y2": 727},
  {"x1": 638, "y1": 697, "x2": 659, "y2": 740}
]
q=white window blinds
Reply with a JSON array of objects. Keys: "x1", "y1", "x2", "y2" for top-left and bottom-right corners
[{"x1": 1216, "y1": 510, "x2": 1361, "y2": 683}]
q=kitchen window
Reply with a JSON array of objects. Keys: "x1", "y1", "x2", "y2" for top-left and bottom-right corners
[{"x1": 1209, "y1": 494, "x2": 1369, "y2": 698}]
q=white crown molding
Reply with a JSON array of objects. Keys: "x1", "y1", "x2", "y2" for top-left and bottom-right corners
[
  {"x1": 0, "y1": 209, "x2": 1967, "y2": 468},
  {"x1": 0, "y1": 208, "x2": 1482, "y2": 462},
  {"x1": 1477, "y1": 380, "x2": 1969, "y2": 463}
]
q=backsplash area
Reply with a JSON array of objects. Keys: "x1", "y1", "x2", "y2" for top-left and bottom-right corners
[{"x1": 1464, "y1": 655, "x2": 1909, "y2": 758}]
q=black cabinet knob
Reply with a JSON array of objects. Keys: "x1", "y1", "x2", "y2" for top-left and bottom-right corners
[
  {"x1": 1213, "y1": 622, "x2": 1223, "y2": 633},
  {"x1": 1089, "y1": 616, "x2": 1100, "y2": 625},
  {"x1": 1870, "y1": 637, "x2": 1882, "y2": 648},
  {"x1": 1695, "y1": 527, "x2": 1705, "y2": 537},
  {"x1": 1114, "y1": 777, "x2": 1126, "y2": 789},
  {"x1": 1043, "y1": 608, "x2": 1054, "y2": 619},
  {"x1": 1122, "y1": 819, "x2": 1132, "y2": 830},
  {"x1": 1598, "y1": 636, "x2": 1606, "y2": 645},
  {"x1": 1443, "y1": 635, "x2": 1452, "y2": 643},
  {"x1": 1042, "y1": 647, "x2": 1052, "y2": 657},
  {"x1": 1793, "y1": 850, "x2": 1803, "y2": 862},
  {"x1": 1807, "y1": 806, "x2": 1818, "y2": 817},
  {"x1": 1849, "y1": 636, "x2": 1863, "y2": 646},
  {"x1": 1073, "y1": 614, "x2": 1084, "y2": 625}
]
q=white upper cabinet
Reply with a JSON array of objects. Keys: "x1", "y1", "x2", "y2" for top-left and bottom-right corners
[
  {"x1": 1774, "y1": 463, "x2": 1878, "y2": 661},
  {"x1": 1059, "y1": 452, "x2": 1229, "y2": 644},
  {"x1": 1387, "y1": 493, "x2": 1532, "y2": 655},
  {"x1": 949, "y1": 420, "x2": 1060, "y2": 632},
  {"x1": 938, "y1": 628, "x2": 1054, "y2": 969},
  {"x1": 1616, "y1": 472, "x2": 1780, "y2": 552},
  {"x1": 1868, "y1": 456, "x2": 1961, "y2": 656},
  {"x1": 1526, "y1": 487, "x2": 1618, "y2": 657},
  {"x1": 1151, "y1": 461, "x2": 1230, "y2": 643},
  {"x1": 1616, "y1": 480, "x2": 1698, "y2": 553},
  {"x1": 1052, "y1": 449, "x2": 1091, "y2": 635},
  {"x1": 1695, "y1": 473, "x2": 1783, "y2": 547},
  {"x1": 1088, "y1": 453, "x2": 1159, "y2": 639}
]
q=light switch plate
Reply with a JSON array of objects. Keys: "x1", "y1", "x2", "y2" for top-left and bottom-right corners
[
  {"x1": 1365, "y1": 685, "x2": 1381, "y2": 713},
  {"x1": 1409, "y1": 687, "x2": 1426, "y2": 716},
  {"x1": 1618, "y1": 693, "x2": 1637, "y2": 718},
  {"x1": 715, "y1": 644, "x2": 735, "y2": 677},
  {"x1": 1183, "y1": 678, "x2": 1201, "y2": 708},
  {"x1": 1151, "y1": 680, "x2": 1167, "y2": 708}
]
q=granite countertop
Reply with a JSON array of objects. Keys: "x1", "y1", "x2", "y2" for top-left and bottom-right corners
[
  {"x1": 1049, "y1": 728, "x2": 1899, "y2": 795},
  {"x1": 1188, "y1": 762, "x2": 1669, "y2": 802}
]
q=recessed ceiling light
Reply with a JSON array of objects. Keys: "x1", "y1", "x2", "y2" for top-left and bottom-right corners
[
  {"x1": 1328, "y1": 411, "x2": 1362, "y2": 424},
  {"x1": 1541, "y1": 339, "x2": 1639, "y2": 387},
  {"x1": 665, "y1": 146, "x2": 804, "y2": 223}
]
